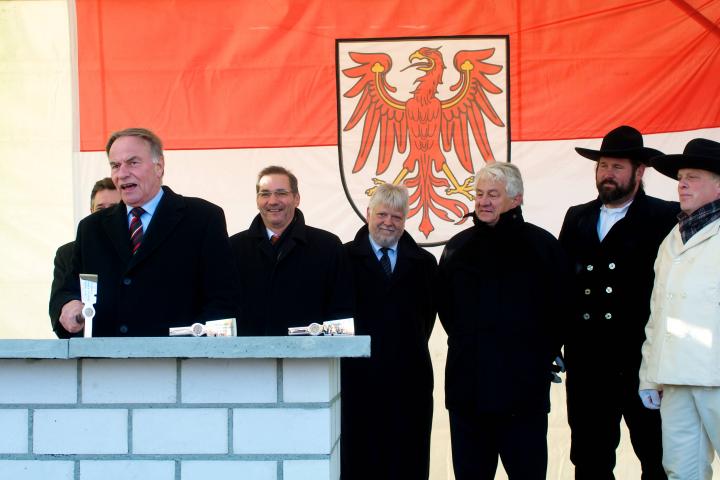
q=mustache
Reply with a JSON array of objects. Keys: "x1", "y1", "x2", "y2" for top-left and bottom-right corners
[{"x1": 599, "y1": 179, "x2": 618, "y2": 187}]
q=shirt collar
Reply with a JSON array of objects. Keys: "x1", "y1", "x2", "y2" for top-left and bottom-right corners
[
  {"x1": 368, "y1": 234, "x2": 398, "y2": 256},
  {"x1": 125, "y1": 187, "x2": 164, "y2": 216},
  {"x1": 600, "y1": 198, "x2": 633, "y2": 215}
]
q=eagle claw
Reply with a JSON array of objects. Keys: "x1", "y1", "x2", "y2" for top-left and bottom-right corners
[
  {"x1": 445, "y1": 176, "x2": 475, "y2": 200},
  {"x1": 365, "y1": 178, "x2": 387, "y2": 196}
]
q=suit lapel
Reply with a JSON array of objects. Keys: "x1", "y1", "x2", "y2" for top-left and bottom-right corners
[
  {"x1": 102, "y1": 203, "x2": 132, "y2": 265},
  {"x1": 577, "y1": 200, "x2": 602, "y2": 246}
]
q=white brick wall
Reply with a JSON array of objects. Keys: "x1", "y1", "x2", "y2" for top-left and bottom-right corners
[
  {"x1": 181, "y1": 460, "x2": 276, "y2": 480},
  {"x1": 181, "y1": 359, "x2": 276, "y2": 403},
  {"x1": 132, "y1": 408, "x2": 227, "y2": 454},
  {"x1": 283, "y1": 359, "x2": 338, "y2": 402},
  {"x1": 0, "y1": 336, "x2": 371, "y2": 480},
  {"x1": 0, "y1": 360, "x2": 77, "y2": 404},
  {"x1": 284, "y1": 460, "x2": 332, "y2": 480},
  {"x1": 80, "y1": 460, "x2": 175, "y2": 480},
  {"x1": 233, "y1": 408, "x2": 331, "y2": 454},
  {"x1": 33, "y1": 409, "x2": 128, "y2": 454},
  {"x1": 0, "y1": 409, "x2": 28, "y2": 453},
  {"x1": 0, "y1": 461, "x2": 74, "y2": 480},
  {"x1": 82, "y1": 359, "x2": 176, "y2": 403}
]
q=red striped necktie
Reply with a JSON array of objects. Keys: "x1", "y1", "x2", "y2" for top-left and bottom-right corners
[{"x1": 129, "y1": 207, "x2": 145, "y2": 254}]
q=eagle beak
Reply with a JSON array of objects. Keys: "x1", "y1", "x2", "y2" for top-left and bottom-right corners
[{"x1": 401, "y1": 51, "x2": 434, "y2": 72}]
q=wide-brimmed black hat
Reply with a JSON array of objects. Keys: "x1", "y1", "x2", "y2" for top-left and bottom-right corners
[
  {"x1": 575, "y1": 125, "x2": 663, "y2": 165},
  {"x1": 652, "y1": 138, "x2": 720, "y2": 180}
]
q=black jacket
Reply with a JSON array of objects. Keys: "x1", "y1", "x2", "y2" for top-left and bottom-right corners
[
  {"x1": 229, "y1": 209, "x2": 353, "y2": 336},
  {"x1": 559, "y1": 189, "x2": 679, "y2": 378},
  {"x1": 341, "y1": 225, "x2": 437, "y2": 480},
  {"x1": 438, "y1": 207, "x2": 570, "y2": 414},
  {"x1": 50, "y1": 186, "x2": 238, "y2": 337},
  {"x1": 49, "y1": 241, "x2": 75, "y2": 338}
]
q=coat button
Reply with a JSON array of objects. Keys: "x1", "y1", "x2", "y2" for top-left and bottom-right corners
[
  {"x1": 586, "y1": 265, "x2": 594, "y2": 271},
  {"x1": 119, "y1": 325, "x2": 128, "y2": 334},
  {"x1": 608, "y1": 263, "x2": 616, "y2": 270},
  {"x1": 583, "y1": 313, "x2": 590, "y2": 320},
  {"x1": 605, "y1": 287, "x2": 613, "y2": 293},
  {"x1": 584, "y1": 289, "x2": 591, "y2": 295},
  {"x1": 605, "y1": 313, "x2": 612, "y2": 319},
  {"x1": 123, "y1": 278, "x2": 132, "y2": 285}
]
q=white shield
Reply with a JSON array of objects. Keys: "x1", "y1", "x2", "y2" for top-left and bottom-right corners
[{"x1": 337, "y1": 36, "x2": 509, "y2": 245}]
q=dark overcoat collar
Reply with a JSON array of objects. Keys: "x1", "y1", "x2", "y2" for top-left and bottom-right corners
[
  {"x1": 101, "y1": 186, "x2": 185, "y2": 273},
  {"x1": 247, "y1": 209, "x2": 309, "y2": 261}
]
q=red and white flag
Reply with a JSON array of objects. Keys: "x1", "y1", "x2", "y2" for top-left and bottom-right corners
[{"x1": 73, "y1": 0, "x2": 720, "y2": 240}]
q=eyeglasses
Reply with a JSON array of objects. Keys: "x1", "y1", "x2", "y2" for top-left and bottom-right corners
[{"x1": 257, "y1": 189, "x2": 293, "y2": 199}]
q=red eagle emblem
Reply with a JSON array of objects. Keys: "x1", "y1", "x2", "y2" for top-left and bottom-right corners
[{"x1": 340, "y1": 40, "x2": 507, "y2": 240}]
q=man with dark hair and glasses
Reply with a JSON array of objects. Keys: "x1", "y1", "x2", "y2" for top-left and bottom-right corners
[{"x1": 229, "y1": 165, "x2": 353, "y2": 335}]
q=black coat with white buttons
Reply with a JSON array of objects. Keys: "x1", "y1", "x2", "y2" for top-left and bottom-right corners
[{"x1": 559, "y1": 189, "x2": 678, "y2": 377}]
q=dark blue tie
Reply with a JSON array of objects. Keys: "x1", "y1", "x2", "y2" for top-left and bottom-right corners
[{"x1": 380, "y1": 247, "x2": 392, "y2": 277}]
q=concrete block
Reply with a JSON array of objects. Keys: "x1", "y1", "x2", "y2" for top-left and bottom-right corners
[
  {"x1": 0, "y1": 409, "x2": 28, "y2": 453},
  {"x1": 0, "y1": 340, "x2": 68, "y2": 359},
  {"x1": 0, "y1": 359, "x2": 76, "y2": 404},
  {"x1": 0, "y1": 461, "x2": 74, "y2": 480},
  {"x1": 233, "y1": 408, "x2": 330, "y2": 454},
  {"x1": 82, "y1": 359, "x2": 176, "y2": 403},
  {"x1": 68, "y1": 336, "x2": 370, "y2": 359},
  {"x1": 282, "y1": 359, "x2": 335, "y2": 402},
  {"x1": 182, "y1": 460, "x2": 276, "y2": 480},
  {"x1": 80, "y1": 460, "x2": 175, "y2": 480},
  {"x1": 133, "y1": 408, "x2": 227, "y2": 454},
  {"x1": 331, "y1": 398, "x2": 341, "y2": 446},
  {"x1": 283, "y1": 460, "x2": 332, "y2": 480},
  {"x1": 181, "y1": 359, "x2": 276, "y2": 403},
  {"x1": 33, "y1": 409, "x2": 127, "y2": 454}
]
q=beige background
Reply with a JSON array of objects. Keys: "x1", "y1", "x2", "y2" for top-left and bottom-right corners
[{"x1": 1, "y1": 1, "x2": 718, "y2": 478}]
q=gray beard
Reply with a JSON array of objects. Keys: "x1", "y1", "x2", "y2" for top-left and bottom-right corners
[{"x1": 369, "y1": 231, "x2": 400, "y2": 248}]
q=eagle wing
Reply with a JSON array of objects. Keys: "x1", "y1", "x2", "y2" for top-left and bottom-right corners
[
  {"x1": 342, "y1": 52, "x2": 407, "y2": 175},
  {"x1": 441, "y1": 49, "x2": 505, "y2": 173}
]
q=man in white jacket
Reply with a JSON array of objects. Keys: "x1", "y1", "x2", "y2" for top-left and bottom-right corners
[{"x1": 639, "y1": 138, "x2": 720, "y2": 480}]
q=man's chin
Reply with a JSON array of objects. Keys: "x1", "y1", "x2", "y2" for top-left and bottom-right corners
[{"x1": 371, "y1": 234, "x2": 398, "y2": 248}]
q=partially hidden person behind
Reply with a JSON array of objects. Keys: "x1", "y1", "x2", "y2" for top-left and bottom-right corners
[
  {"x1": 51, "y1": 127, "x2": 238, "y2": 337},
  {"x1": 640, "y1": 138, "x2": 720, "y2": 480},
  {"x1": 49, "y1": 177, "x2": 121, "y2": 337}
]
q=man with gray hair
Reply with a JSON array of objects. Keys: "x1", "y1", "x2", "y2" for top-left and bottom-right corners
[
  {"x1": 342, "y1": 183, "x2": 437, "y2": 480},
  {"x1": 438, "y1": 162, "x2": 570, "y2": 479}
]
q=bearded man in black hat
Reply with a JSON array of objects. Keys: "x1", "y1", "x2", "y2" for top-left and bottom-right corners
[
  {"x1": 559, "y1": 125, "x2": 678, "y2": 479},
  {"x1": 640, "y1": 138, "x2": 720, "y2": 480}
]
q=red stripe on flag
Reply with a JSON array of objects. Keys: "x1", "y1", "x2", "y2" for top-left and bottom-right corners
[{"x1": 76, "y1": 0, "x2": 720, "y2": 151}]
